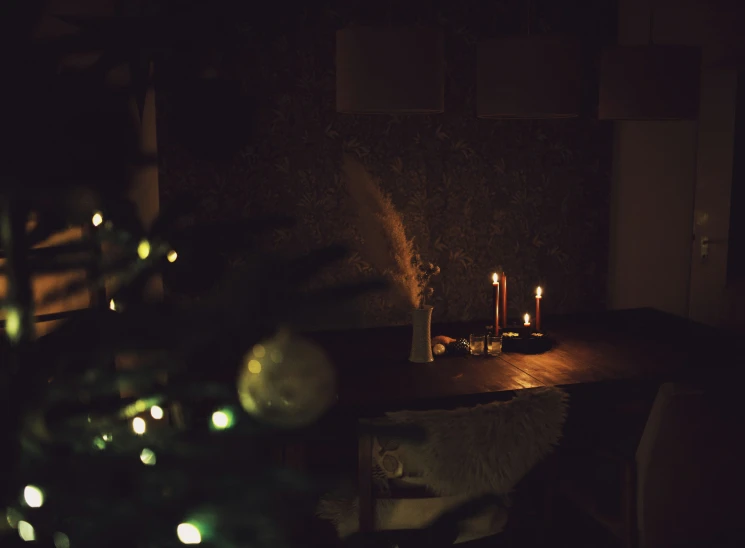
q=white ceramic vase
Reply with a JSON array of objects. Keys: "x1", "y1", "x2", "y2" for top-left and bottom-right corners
[{"x1": 409, "y1": 305, "x2": 434, "y2": 363}]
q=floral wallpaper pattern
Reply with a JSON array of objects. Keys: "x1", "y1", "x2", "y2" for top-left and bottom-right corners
[{"x1": 157, "y1": 0, "x2": 616, "y2": 328}]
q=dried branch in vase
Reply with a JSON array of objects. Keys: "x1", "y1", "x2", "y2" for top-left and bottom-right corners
[
  {"x1": 412, "y1": 255, "x2": 440, "y2": 309},
  {"x1": 342, "y1": 154, "x2": 424, "y2": 310}
]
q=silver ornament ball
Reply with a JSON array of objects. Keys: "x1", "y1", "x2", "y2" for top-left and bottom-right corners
[{"x1": 237, "y1": 329, "x2": 336, "y2": 428}]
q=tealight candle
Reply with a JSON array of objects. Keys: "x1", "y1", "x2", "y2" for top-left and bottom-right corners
[{"x1": 524, "y1": 313, "x2": 530, "y2": 327}]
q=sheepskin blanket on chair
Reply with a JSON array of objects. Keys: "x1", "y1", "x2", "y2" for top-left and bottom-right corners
[{"x1": 318, "y1": 387, "x2": 568, "y2": 538}]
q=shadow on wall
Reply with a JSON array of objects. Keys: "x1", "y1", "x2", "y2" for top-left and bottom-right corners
[
  {"x1": 157, "y1": 0, "x2": 617, "y2": 328},
  {"x1": 726, "y1": 278, "x2": 745, "y2": 334}
]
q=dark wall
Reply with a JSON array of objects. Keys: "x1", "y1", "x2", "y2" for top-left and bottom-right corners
[{"x1": 157, "y1": 0, "x2": 618, "y2": 327}]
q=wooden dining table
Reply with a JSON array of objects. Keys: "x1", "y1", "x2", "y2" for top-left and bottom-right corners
[
  {"x1": 308, "y1": 307, "x2": 744, "y2": 416},
  {"x1": 294, "y1": 307, "x2": 745, "y2": 535}
]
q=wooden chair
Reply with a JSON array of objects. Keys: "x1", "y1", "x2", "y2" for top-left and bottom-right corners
[
  {"x1": 318, "y1": 387, "x2": 568, "y2": 544},
  {"x1": 560, "y1": 382, "x2": 745, "y2": 548},
  {"x1": 355, "y1": 428, "x2": 512, "y2": 543}
]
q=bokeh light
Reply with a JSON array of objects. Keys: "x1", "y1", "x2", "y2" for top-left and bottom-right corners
[
  {"x1": 177, "y1": 523, "x2": 202, "y2": 544},
  {"x1": 140, "y1": 448, "x2": 157, "y2": 466},
  {"x1": 137, "y1": 240, "x2": 151, "y2": 259},
  {"x1": 252, "y1": 344, "x2": 266, "y2": 358},
  {"x1": 91, "y1": 212, "x2": 103, "y2": 227},
  {"x1": 211, "y1": 409, "x2": 234, "y2": 430},
  {"x1": 247, "y1": 359, "x2": 262, "y2": 374},
  {"x1": 23, "y1": 486, "x2": 44, "y2": 508},
  {"x1": 7, "y1": 507, "x2": 22, "y2": 528},
  {"x1": 150, "y1": 405, "x2": 164, "y2": 420},
  {"x1": 132, "y1": 417, "x2": 146, "y2": 435},
  {"x1": 53, "y1": 532, "x2": 71, "y2": 548},
  {"x1": 6, "y1": 308, "x2": 20, "y2": 342},
  {"x1": 167, "y1": 250, "x2": 178, "y2": 263},
  {"x1": 18, "y1": 521, "x2": 35, "y2": 542}
]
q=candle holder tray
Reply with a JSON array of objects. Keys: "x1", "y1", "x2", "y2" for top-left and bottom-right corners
[{"x1": 499, "y1": 328, "x2": 553, "y2": 354}]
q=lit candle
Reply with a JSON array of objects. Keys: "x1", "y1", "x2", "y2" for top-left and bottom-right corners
[
  {"x1": 491, "y1": 273, "x2": 500, "y2": 336},
  {"x1": 535, "y1": 286, "x2": 542, "y2": 332},
  {"x1": 501, "y1": 273, "x2": 507, "y2": 328},
  {"x1": 524, "y1": 313, "x2": 531, "y2": 327}
]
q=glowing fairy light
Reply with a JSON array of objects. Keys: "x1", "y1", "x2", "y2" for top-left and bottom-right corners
[
  {"x1": 140, "y1": 448, "x2": 157, "y2": 466},
  {"x1": 137, "y1": 240, "x2": 151, "y2": 259},
  {"x1": 53, "y1": 532, "x2": 71, "y2": 548},
  {"x1": 132, "y1": 417, "x2": 146, "y2": 435},
  {"x1": 5, "y1": 308, "x2": 21, "y2": 342},
  {"x1": 167, "y1": 250, "x2": 178, "y2": 263},
  {"x1": 150, "y1": 405, "x2": 164, "y2": 420},
  {"x1": 18, "y1": 521, "x2": 35, "y2": 541},
  {"x1": 252, "y1": 344, "x2": 266, "y2": 358},
  {"x1": 23, "y1": 486, "x2": 44, "y2": 508},
  {"x1": 6, "y1": 507, "x2": 22, "y2": 528},
  {"x1": 91, "y1": 212, "x2": 103, "y2": 227},
  {"x1": 109, "y1": 299, "x2": 116, "y2": 311},
  {"x1": 211, "y1": 409, "x2": 234, "y2": 430},
  {"x1": 247, "y1": 359, "x2": 262, "y2": 374},
  {"x1": 177, "y1": 523, "x2": 202, "y2": 544}
]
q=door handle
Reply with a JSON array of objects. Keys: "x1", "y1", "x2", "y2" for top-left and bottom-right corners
[{"x1": 699, "y1": 236, "x2": 728, "y2": 260}]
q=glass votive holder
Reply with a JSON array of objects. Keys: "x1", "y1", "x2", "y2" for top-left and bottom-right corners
[
  {"x1": 469, "y1": 334, "x2": 485, "y2": 356},
  {"x1": 487, "y1": 334, "x2": 502, "y2": 356}
]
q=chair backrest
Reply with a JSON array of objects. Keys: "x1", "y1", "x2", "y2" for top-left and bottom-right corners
[
  {"x1": 382, "y1": 387, "x2": 568, "y2": 498},
  {"x1": 636, "y1": 382, "x2": 745, "y2": 548}
]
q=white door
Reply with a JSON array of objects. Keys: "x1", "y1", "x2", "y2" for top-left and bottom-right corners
[{"x1": 608, "y1": 0, "x2": 744, "y2": 329}]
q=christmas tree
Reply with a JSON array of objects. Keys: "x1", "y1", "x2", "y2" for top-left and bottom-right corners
[{"x1": 0, "y1": 2, "x2": 500, "y2": 546}]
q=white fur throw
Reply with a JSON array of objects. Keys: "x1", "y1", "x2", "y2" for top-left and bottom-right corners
[
  {"x1": 318, "y1": 387, "x2": 568, "y2": 539},
  {"x1": 383, "y1": 387, "x2": 568, "y2": 497}
]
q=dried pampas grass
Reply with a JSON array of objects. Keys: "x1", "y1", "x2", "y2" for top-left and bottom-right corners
[{"x1": 342, "y1": 154, "x2": 419, "y2": 310}]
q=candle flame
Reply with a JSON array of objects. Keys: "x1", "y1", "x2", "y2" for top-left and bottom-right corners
[
  {"x1": 492, "y1": 273, "x2": 499, "y2": 284},
  {"x1": 524, "y1": 313, "x2": 530, "y2": 324},
  {"x1": 536, "y1": 286, "x2": 542, "y2": 297}
]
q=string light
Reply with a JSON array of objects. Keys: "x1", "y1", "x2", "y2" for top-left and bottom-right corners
[
  {"x1": 119, "y1": 397, "x2": 160, "y2": 420},
  {"x1": 150, "y1": 405, "x2": 164, "y2": 420},
  {"x1": 6, "y1": 507, "x2": 22, "y2": 528},
  {"x1": 5, "y1": 308, "x2": 20, "y2": 342},
  {"x1": 252, "y1": 344, "x2": 266, "y2": 358},
  {"x1": 247, "y1": 359, "x2": 262, "y2": 374},
  {"x1": 18, "y1": 521, "x2": 35, "y2": 542},
  {"x1": 53, "y1": 532, "x2": 71, "y2": 548},
  {"x1": 211, "y1": 409, "x2": 234, "y2": 430},
  {"x1": 132, "y1": 417, "x2": 146, "y2": 435},
  {"x1": 140, "y1": 448, "x2": 157, "y2": 466},
  {"x1": 167, "y1": 250, "x2": 178, "y2": 263},
  {"x1": 91, "y1": 212, "x2": 103, "y2": 227},
  {"x1": 109, "y1": 299, "x2": 116, "y2": 311},
  {"x1": 22, "y1": 486, "x2": 44, "y2": 508},
  {"x1": 137, "y1": 239, "x2": 151, "y2": 259},
  {"x1": 177, "y1": 523, "x2": 202, "y2": 544}
]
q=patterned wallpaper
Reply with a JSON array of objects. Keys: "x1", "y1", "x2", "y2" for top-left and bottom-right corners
[{"x1": 157, "y1": 0, "x2": 616, "y2": 328}]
